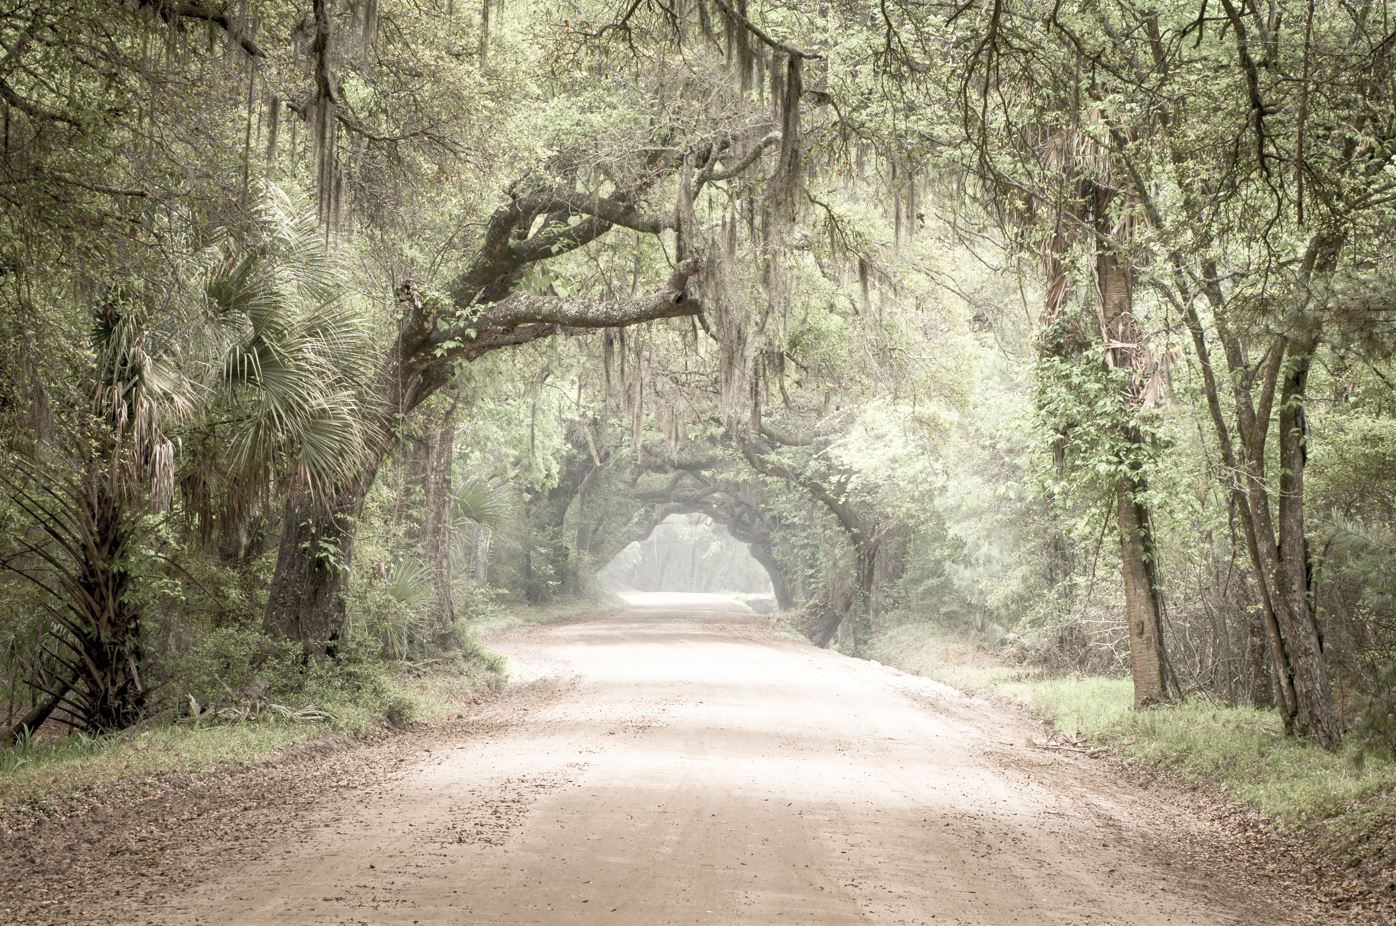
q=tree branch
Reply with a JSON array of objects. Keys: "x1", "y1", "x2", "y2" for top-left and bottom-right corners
[
  {"x1": 710, "y1": 0, "x2": 821, "y2": 60},
  {"x1": 699, "y1": 132, "x2": 782, "y2": 184},
  {"x1": 734, "y1": 429, "x2": 868, "y2": 543},
  {"x1": 139, "y1": 1, "x2": 263, "y2": 58},
  {"x1": 469, "y1": 258, "x2": 698, "y2": 334},
  {"x1": 758, "y1": 420, "x2": 816, "y2": 447},
  {"x1": 0, "y1": 76, "x2": 80, "y2": 127}
]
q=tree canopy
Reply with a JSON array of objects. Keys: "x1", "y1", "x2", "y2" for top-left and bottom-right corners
[{"x1": 1, "y1": 0, "x2": 1394, "y2": 764}]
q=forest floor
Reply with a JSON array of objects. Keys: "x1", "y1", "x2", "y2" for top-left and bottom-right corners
[{"x1": 1, "y1": 593, "x2": 1389, "y2": 925}]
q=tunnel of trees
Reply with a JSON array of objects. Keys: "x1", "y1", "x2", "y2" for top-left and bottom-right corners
[
  {"x1": 1, "y1": 0, "x2": 1394, "y2": 765},
  {"x1": 598, "y1": 512, "x2": 775, "y2": 601}
]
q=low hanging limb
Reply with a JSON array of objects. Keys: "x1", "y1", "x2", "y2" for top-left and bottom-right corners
[
  {"x1": 4, "y1": 672, "x2": 76, "y2": 746},
  {"x1": 138, "y1": 1, "x2": 264, "y2": 58},
  {"x1": 709, "y1": 0, "x2": 821, "y2": 60},
  {"x1": 0, "y1": 77, "x2": 82, "y2": 128}
]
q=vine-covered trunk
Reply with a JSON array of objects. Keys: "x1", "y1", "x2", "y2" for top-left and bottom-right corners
[
  {"x1": 523, "y1": 502, "x2": 573, "y2": 603},
  {"x1": 1096, "y1": 212, "x2": 1169, "y2": 707},
  {"x1": 850, "y1": 538, "x2": 879, "y2": 650},
  {"x1": 522, "y1": 440, "x2": 596, "y2": 602},
  {"x1": 823, "y1": 532, "x2": 881, "y2": 651}
]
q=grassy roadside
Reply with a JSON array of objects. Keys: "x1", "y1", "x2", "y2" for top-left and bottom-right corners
[
  {"x1": 0, "y1": 597, "x2": 610, "y2": 811},
  {"x1": 865, "y1": 621, "x2": 1396, "y2": 873},
  {"x1": 473, "y1": 592, "x2": 622, "y2": 635}
]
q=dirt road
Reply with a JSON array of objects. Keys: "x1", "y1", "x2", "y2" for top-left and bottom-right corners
[{"x1": 107, "y1": 593, "x2": 1321, "y2": 926}]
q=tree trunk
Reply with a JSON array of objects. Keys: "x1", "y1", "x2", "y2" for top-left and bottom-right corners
[
  {"x1": 1244, "y1": 603, "x2": 1272, "y2": 709},
  {"x1": 1114, "y1": 477, "x2": 1169, "y2": 705},
  {"x1": 1158, "y1": 204, "x2": 1341, "y2": 743},
  {"x1": 572, "y1": 494, "x2": 597, "y2": 596},
  {"x1": 561, "y1": 466, "x2": 595, "y2": 597},
  {"x1": 1096, "y1": 202, "x2": 1169, "y2": 707},
  {"x1": 217, "y1": 513, "x2": 267, "y2": 566},
  {"x1": 522, "y1": 439, "x2": 595, "y2": 602},
  {"x1": 1179, "y1": 289, "x2": 1295, "y2": 718},
  {"x1": 3, "y1": 673, "x2": 73, "y2": 745},
  {"x1": 748, "y1": 539, "x2": 794, "y2": 610},
  {"x1": 264, "y1": 463, "x2": 378, "y2": 650},
  {"x1": 849, "y1": 537, "x2": 879, "y2": 652},
  {"x1": 73, "y1": 479, "x2": 147, "y2": 731},
  {"x1": 473, "y1": 524, "x2": 492, "y2": 585},
  {"x1": 260, "y1": 210, "x2": 702, "y2": 644},
  {"x1": 1213, "y1": 315, "x2": 1331, "y2": 741},
  {"x1": 735, "y1": 433, "x2": 888, "y2": 646},
  {"x1": 1274, "y1": 334, "x2": 1340, "y2": 746},
  {"x1": 403, "y1": 400, "x2": 459, "y2": 648},
  {"x1": 522, "y1": 498, "x2": 538, "y2": 602}
]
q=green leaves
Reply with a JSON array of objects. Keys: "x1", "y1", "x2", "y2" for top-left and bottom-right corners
[
  {"x1": 385, "y1": 558, "x2": 434, "y2": 612},
  {"x1": 197, "y1": 184, "x2": 375, "y2": 507},
  {"x1": 452, "y1": 473, "x2": 512, "y2": 531}
]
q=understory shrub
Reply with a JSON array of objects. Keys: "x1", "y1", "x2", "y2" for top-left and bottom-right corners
[{"x1": 1352, "y1": 661, "x2": 1396, "y2": 764}]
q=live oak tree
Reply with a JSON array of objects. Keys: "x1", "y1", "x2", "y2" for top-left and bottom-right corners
[
  {"x1": 261, "y1": 0, "x2": 817, "y2": 646},
  {"x1": 1097, "y1": 0, "x2": 1396, "y2": 746}
]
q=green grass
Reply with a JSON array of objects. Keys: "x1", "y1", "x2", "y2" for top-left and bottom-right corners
[
  {"x1": 868, "y1": 623, "x2": 1040, "y2": 692},
  {"x1": 0, "y1": 597, "x2": 614, "y2": 811},
  {"x1": 0, "y1": 648, "x2": 507, "y2": 810},
  {"x1": 0, "y1": 722, "x2": 324, "y2": 808},
  {"x1": 473, "y1": 593, "x2": 622, "y2": 634},
  {"x1": 866, "y1": 622, "x2": 1396, "y2": 830},
  {"x1": 391, "y1": 641, "x2": 508, "y2": 724}
]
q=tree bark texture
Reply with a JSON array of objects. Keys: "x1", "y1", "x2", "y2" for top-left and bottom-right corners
[
  {"x1": 263, "y1": 464, "x2": 378, "y2": 651},
  {"x1": 1206, "y1": 304, "x2": 1339, "y2": 745},
  {"x1": 403, "y1": 400, "x2": 460, "y2": 646},
  {"x1": 1095, "y1": 191, "x2": 1170, "y2": 707},
  {"x1": 1274, "y1": 332, "x2": 1340, "y2": 745}
]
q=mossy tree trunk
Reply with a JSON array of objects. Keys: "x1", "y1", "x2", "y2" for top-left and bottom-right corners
[{"x1": 1094, "y1": 193, "x2": 1170, "y2": 708}]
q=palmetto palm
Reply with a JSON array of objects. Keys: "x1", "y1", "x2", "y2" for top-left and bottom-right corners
[
  {"x1": 192, "y1": 185, "x2": 377, "y2": 532},
  {"x1": 450, "y1": 472, "x2": 512, "y2": 586},
  {"x1": 451, "y1": 473, "x2": 512, "y2": 533},
  {"x1": 3, "y1": 185, "x2": 374, "y2": 739}
]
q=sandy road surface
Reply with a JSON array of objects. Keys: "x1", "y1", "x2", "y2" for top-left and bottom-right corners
[{"x1": 119, "y1": 593, "x2": 1317, "y2": 926}]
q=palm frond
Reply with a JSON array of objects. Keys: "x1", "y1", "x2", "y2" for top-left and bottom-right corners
[
  {"x1": 190, "y1": 183, "x2": 376, "y2": 513},
  {"x1": 452, "y1": 473, "x2": 512, "y2": 530},
  {"x1": 386, "y1": 558, "x2": 434, "y2": 612}
]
